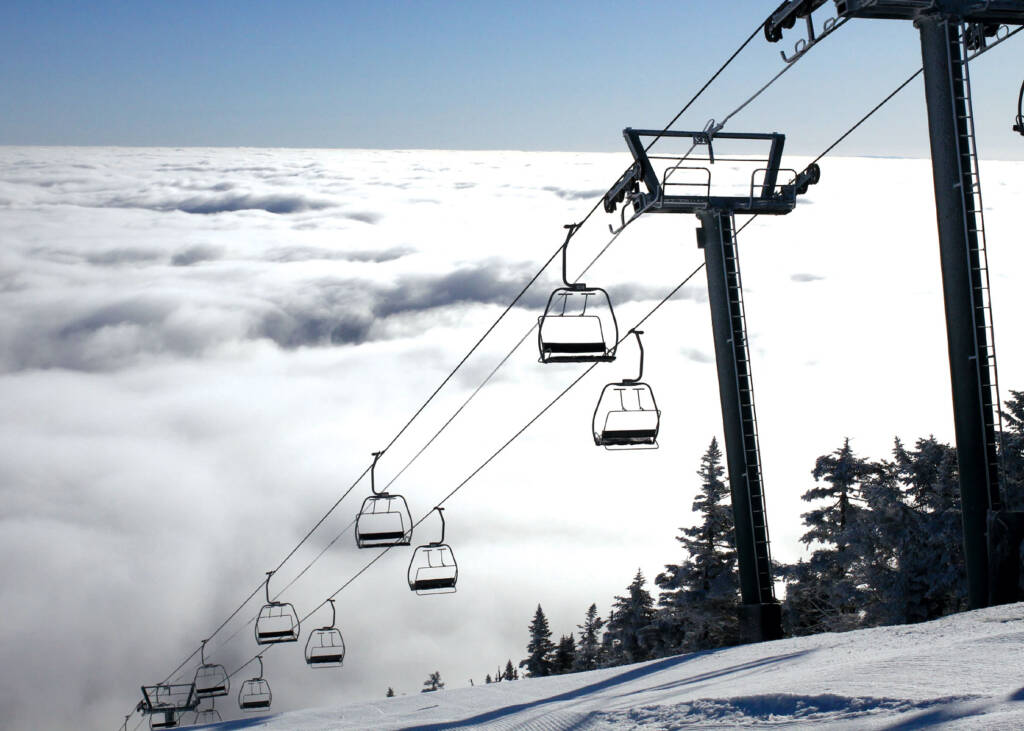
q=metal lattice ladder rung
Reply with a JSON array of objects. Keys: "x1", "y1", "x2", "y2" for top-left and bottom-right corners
[{"x1": 953, "y1": 23, "x2": 1004, "y2": 495}]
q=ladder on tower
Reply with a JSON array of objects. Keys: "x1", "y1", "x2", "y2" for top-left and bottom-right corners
[
  {"x1": 723, "y1": 214, "x2": 775, "y2": 604},
  {"x1": 951, "y1": 23, "x2": 1004, "y2": 509}
]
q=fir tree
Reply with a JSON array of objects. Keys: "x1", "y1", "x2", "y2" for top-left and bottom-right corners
[
  {"x1": 655, "y1": 438, "x2": 739, "y2": 651},
  {"x1": 784, "y1": 438, "x2": 875, "y2": 635},
  {"x1": 605, "y1": 570, "x2": 657, "y2": 665},
  {"x1": 503, "y1": 659, "x2": 516, "y2": 681},
  {"x1": 485, "y1": 674, "x2": 492, "y2": 684},
  {"x1": 386, "y1": 687, "x2": 395, "y2": 698},
  {"x1": 552, "y1": 634, "x2": 576, "y2": 674},
  {"x1": 421, "y1": 671, "x2": 444, "y2": 693},
  {"x1": 573, "y1": 603, "x2": 606, "y2": 671},
  {"x1": 520, "y1": 605, "x2": 555, "y2": 677},
  {"x1": 883, "y1": 436, "x2": 966, "y2": 622},
  {"x1": 1002, "y1": 390, "x2": 1024, "y2": 512}
]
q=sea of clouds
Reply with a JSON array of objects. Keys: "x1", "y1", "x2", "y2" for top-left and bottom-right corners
[{"x1": 1, "y1": 146, "x2": 1021, "y2": 729}]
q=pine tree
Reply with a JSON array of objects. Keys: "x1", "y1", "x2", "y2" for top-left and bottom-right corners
[
  {"x1": 655, "y1": 438, "x2": 739, "y2": 651},
  {"x1": 573, "y1": 603, "x2": 606, "y2": 671},
  {"x1": 890, "y1": 436, "x2": 966, "y2": 620},
  {"x1": 485, "y1": 674, "x2": 492, "y2": 684},
  {"x1": 783, "y1": 438, "x2": 875, "y2": 635},
  {"x1": 1002, "y1": 390, "x2": 1024, "y2": 512},
  {"x1": 520, "y1": 605, "x2": 555, "y2": 677},
  {"x1": 604, "y1": 570, "x2": 657, "y2": 665},
  {"x1": 552, "y1": 634, "x2": 576, "y2": 674},
  {"x1": 386, "y1": 687, "x2": 395, "y2": 698},
  {"x1": 503, "y1": 659, "x2": 516, "y2": 681},
  {"x1": 421, "y1": 671, "x2": 444, "y2": 693}
]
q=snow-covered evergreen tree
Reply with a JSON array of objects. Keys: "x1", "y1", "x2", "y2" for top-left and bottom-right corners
[
  {"x1": 784, "y1": 438, "x2": 875, "y2": 635},
  {"x1": 1002, "y1": 390, "x2": 1024, "y2": 512},
  {"x1": 605, "y1": 570, "x2": 658, "y2": 665},
  {"x1": 552, "y1": 634, "x2": 576, "y2": 674},
  {"x1": 655, "y1": 438, "x2": 739, "y2": 651},
  {"x1": 520, "y1": 606, "x2": 555, "y2": 677},
  {"x1": 573, "y1": 603, "x2": 605, "y2": 671},
  {"x1": 887, "y1": 436, "x2": 965, "y2": 621}
]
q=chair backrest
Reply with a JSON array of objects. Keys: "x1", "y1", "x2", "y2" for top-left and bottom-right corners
[
  {"x1": 602, "y1": 409, "x2": 659, "y2": 435},
  {"x1": 540, "y1": 315, "x2": 605, "y2": 351}
]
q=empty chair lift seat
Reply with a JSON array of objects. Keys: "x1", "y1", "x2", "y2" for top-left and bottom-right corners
[
  {"x1": 593, "y1": 383, "x2": 660, "y2": 449},
  {"x1": 255, "y1": 602, "x2": 300, "y2": 644},
  {"x1": 238, "y1": 679, "x2": 272, "y2": 711},
  {"x1": 538, "y1": 288, "x2": 617, "y2": 363},
  {"x1": 355, "y1": 494, "x2": 412, "y2": 548},
  {"x1": 193, "y1": 663, "x2": 229, "y2": 698},
  {"x1": 408, "y1": 545, "x2": 458, "y2": 594},
  {"x1": 305, "y1": 628, "x2": 346, "y2": 667},
  {"x1": 539, "y1": 315, "x2": 606, "y2": 358},
  {"x1": 191, "y1": 708, "x2": 221, "y2": 725},
  {"x1": 600, "y1": 408, "x2": 659, "y2": 445}
]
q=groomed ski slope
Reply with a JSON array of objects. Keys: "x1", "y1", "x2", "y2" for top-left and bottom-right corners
[{"x1": 201, "y1": 603, "x2": 1024, "y2": 730}]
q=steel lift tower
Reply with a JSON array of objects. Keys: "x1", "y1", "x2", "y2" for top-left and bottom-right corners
[
  {"x1": 604, "y1": 130, "x2": 819, "y2": 642},
  {"x1": 767, "y1": 0, "x2": 1024, "y2": 609}
]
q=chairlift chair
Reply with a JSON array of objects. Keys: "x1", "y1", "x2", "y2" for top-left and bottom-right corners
[
  {"x1": 192, "y1": 640, "x2": 228, "y2": 699},
  {"x1": 593, "y1": 330, "x2": 661, "y2": 449},
  {"x1": 186, "y1": 698, "x2": 222, "y2": 727},
  {"x1": 238, "y1": 656, "x2": 272, "y2": 712},
  {"x1": 355, "y1": 451, "x2": 413, "y2": 548},
  {"x1": 408, "y1": 507, "x2": 458, "y2": 595},
  {"x1": 255, "y1": 570, "x2": 300, "y2": 645},
  {"x1": 305, "y1": 598, "x2": 346, "y2": 667},
  {"x1": 538, "y1": 224, "x2": 618, "y2": 364}
]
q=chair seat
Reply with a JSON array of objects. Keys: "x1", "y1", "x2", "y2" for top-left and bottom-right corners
[
  {"x1": 307, "y1": 652, "x2": 345, "y2": 664},
  {"x1": 599, "y1": 429, "x2": 658, "y2": 444}
]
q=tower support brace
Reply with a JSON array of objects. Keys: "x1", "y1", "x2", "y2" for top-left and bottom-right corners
[{"x1": 698, "y1": 211, "x2": 782, "y2": 642}]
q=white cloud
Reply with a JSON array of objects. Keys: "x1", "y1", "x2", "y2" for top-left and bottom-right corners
[{"x1": 0, "y1": 147, "x2": 1021, "y2": 729}]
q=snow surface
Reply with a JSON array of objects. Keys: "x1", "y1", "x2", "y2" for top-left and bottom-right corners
[{"x1": 194, "y1": 603, "x2": 1024, "y2": 730}]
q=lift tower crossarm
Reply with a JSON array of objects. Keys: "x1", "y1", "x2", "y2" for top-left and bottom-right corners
[
  {"x1": 833, "y1": 0, "x2": 1024, "y2": 23},
  {"x1": 618, "y1": 129, "x2": 795, "y2": 216}
]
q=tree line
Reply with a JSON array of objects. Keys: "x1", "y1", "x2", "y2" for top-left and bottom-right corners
[{"x1": 500, "y1": 391, "x2": 1024, "y2": 678}]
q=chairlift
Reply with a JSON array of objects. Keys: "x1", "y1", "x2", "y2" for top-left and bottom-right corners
[
  {"x1": 255, "y1": 570, "x2": 300, "y2": 645},
  {"x1": 1014, "y1": 79, "x2": 1023, "y2": 135},
  {"x1": 305, "y1": 598, "x2": 346, "y2": 667},
  {"x1": 593, "y1": 330, "x2": 660, "y2": 449},
  {"x1": 186, "y1": 698, "x2": 222, "y2": 727},
  {"x1": 538, "y1": 224, "x2": 618, "y2": 363},
  {"x1": 355, "y1": 451, "x2": 413, "y2": 548},
  {"x1": 238, "y1": 656, "x2": 272, "y2": 712},
  {"x1": 408, "y1": 507, "x2": 458, "y2": 595},
  {"x1": 137, "y1": 683, "x2": 198, "y2": 730},
  {"x1": 192, "y1": 639, "x2": 228, "y2": 699}
]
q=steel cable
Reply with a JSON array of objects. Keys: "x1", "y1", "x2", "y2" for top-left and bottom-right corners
[{"x1": 120, "y1": 13, "x2": 823, "y2": 726}]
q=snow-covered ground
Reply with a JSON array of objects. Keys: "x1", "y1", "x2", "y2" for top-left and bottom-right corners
[{"x1": 198, "y1": 603, "x2": 1024, "y2": 730}]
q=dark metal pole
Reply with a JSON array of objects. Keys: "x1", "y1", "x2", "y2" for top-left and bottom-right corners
[
  {"x1": 918, "y1": 16, "x2": 995, "y2": 609},
  {"x1": 699, "y1": 211, "x2": 781, "y2": 642}
]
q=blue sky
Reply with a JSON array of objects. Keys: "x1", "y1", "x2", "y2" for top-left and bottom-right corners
[{"x1": 2, "y1": 0, "x2": 1022, "y2": 157}]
